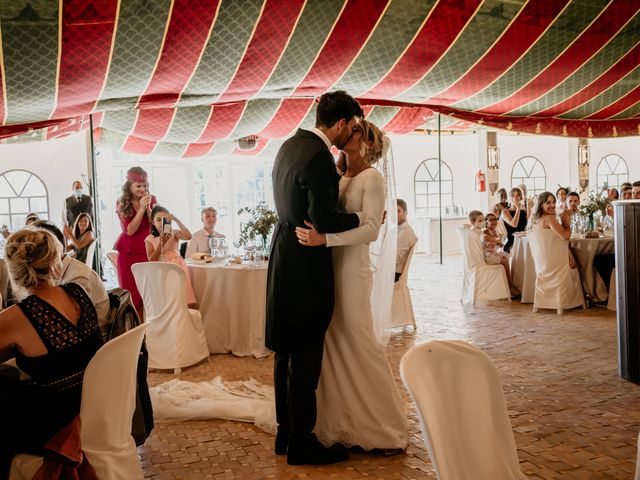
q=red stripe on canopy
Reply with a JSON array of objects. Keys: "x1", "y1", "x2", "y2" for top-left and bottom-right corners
[
  {"x1": 233, "y1": 137, "x2": 269, "y2": 156},
  {"x1": 217, "y1": 0, "x2": 305, "y2": 103},
  {"x1": 535, "y1": 42, "x2": 640, "y2": 117},
  {"x1": 586, "y1": 84, "x2": 640, "y2": 119},
  {"x1": 293, "y1": 0, "x2": 389, "y2": 97},
  {"x1": 122, "y1": 135, "x2": 156, "y2": 154},
  {"x1": 364, "y1": 0, "x2": 482, "y2": 99},
  {"x1": 51, "y1": 0, "x2": 119, "y2": 119},
  {"x1": 426, "y1": 1, "x2": 569, "y2": 105},
  {"x1": 183, "y1": 142, "x2": 216, "y2": 158},
  {"x1": 479, "y1": 0, "x2": 640, "y2": 115},
  {"x1": 383, "y1": 106, "x2": 434, "y2": 134},
  {"x1": 196, "y1": 102, "x2": 246, "y2": 143},
  {"x1": 129, "y1": 108, "x2": 176, "y2": 141},
  {"x1": 137, "y1": 0, "x2": 220, "y2": 109},
  {"x1": 258, "y1": 98, "x2": 314, "y2": 138}
]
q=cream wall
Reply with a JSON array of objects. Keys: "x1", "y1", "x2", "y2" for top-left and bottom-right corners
[{"x1": 0, "y1": 131, "x2": 89, "y2": 229}]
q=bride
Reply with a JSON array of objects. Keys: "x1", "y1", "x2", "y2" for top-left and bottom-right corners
[{"x1": 295, "y1": 119, "x2": 408, "y2": 451}]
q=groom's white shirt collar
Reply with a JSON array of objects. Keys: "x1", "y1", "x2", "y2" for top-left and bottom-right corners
[{"x1": 310, "y1": 128, "x2": 332, "y2": 151}]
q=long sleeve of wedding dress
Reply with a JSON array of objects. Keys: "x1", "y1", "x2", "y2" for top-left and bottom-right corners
[{"x1": 325, "y1": 170, "x2": 384, "y2": 247}]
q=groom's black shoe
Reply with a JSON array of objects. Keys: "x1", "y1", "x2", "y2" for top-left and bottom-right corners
[
  {"x1": 275, "y1": 428, "x2": 288, "y2": 455},
  {"x1": 287, "y1": 435, "x2": 349, "y2": 466}
]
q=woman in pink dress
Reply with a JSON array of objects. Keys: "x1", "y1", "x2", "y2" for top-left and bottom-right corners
[
  {"x1": 114, "y1": 167, "x2": 157, "y2": 313},
  {"x1": 144, "y1": 205, "x2": 196, "y2": 307}
]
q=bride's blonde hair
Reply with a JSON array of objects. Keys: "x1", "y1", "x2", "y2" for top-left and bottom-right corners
[{"x1": 355, "y1": 119, "x2": 388, "y2": 166}]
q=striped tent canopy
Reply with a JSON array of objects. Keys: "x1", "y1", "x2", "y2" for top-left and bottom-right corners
[{"x1": 1, "y1": 0, "x2": 639, "y2": 157}]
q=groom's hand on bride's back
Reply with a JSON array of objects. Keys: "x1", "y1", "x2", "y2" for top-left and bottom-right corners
[{"x1": 295, "y1": 220, "x2": 327, "y2": 247}]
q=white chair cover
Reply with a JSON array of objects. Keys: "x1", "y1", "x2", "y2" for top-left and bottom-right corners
[
  {"x1": 81, "y1": 323, "x2": 147, "y2": 480},
  {"x1": 84, "y1": 240, "x2": 97, "y2": 268},
  {"x1": 132, "y1": 262, "x2": 209, "y2": 372},
  {"x1": 527, "y1": 229, "x2": 585, "y2": 314},
  {"x1": 607, "y1": 268, "x2": 616, "y2": 311},
  {"x1": 400, "y1": 340, "x2": 526, "y2": 480},
  {"x1": 635, "y1": 430, "x2": 640, "y2": 480},
  {"x1": 10, "y1": 324, "x2": 147, "y2": 480},
  {"x1": 390, "y1": 242, "x2": 417, "y2": 329},
  {"x1": 456, "y1": 227, "x2": 510, "y2": 305}
]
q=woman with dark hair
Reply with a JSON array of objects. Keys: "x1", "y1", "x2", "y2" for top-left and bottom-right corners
[
  {"x1": 64, "y1": 212, "x2": 95, "y2": 264},
  {"x1": 500, "y1": 187, "x2": 528, "y2": 253},
  {"x1": 114, "y1": 167, "x2": 156, "y2": 312}
]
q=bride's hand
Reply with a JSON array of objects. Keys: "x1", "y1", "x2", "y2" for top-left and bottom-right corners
[{"x1": 295, "y1": 220, "x2": 326, "y2": 247}]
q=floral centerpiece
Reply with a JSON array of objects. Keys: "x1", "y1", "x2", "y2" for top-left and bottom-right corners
[
  {"x1": 237, "y1": 203, "x2": 278, "y2": 249},
  {"x1": 578, "y1": 190, "x2": 609, "y2": 231}
]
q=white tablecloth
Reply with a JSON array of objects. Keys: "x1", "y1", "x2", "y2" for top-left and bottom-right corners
[
  {"x1": 188, "y1": 262, "x2": 270, "y2": 358},
  {"x1": 510, "y1": 235, "x2": 614, "y2": 304}
]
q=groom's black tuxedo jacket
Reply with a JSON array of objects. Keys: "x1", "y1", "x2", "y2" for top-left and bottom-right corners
[{"x1": 266, "y1": 129, "x2": 359, "y2": 353}]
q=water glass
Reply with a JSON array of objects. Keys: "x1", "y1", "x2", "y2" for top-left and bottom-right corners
[{"x1": 209, "y1": 236, "x2": 220, "y2": 258}]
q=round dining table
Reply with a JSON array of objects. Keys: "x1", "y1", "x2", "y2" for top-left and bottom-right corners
[
  {"x1": 510, "y1": 234, "x2": 614, "y2": 304},
  {"x1": 188, "y1": 261, "x2": 270, "y2": 358}
]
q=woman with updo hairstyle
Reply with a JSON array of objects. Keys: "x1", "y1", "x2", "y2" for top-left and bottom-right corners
[
  {"x1": 294, "y1": 119, "x2": 409, "y2": 451},
  {"x1": 114, "y1": 166, "x2": 157, "y2": 313},
  {"x1": 0, "y1": 227, "x2": 102, "y2": 475}
]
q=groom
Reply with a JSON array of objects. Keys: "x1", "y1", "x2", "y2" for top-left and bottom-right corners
[{"x1": 266, "y1": 91, "x2": 364, "y2": 465}]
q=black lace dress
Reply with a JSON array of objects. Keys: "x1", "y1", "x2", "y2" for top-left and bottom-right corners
[
  {"x1": 503, "y1": 208, "x2": 528, "y2": 253},
  {"x1": 0, "y1": 282, "x2": 103, "y2": 473}
]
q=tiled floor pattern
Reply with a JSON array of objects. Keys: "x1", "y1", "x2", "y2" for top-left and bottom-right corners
[{"x1": 142, "y1": 255, "x2": 639, "y2": 479}]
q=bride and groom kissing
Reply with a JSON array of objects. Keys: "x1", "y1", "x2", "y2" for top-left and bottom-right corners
[{"x1": 266, "y1": 91, "x2": 407, "y2": 466}]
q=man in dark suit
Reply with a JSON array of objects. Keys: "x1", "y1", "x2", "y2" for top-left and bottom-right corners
[
  {"x1": 266, "y1": 91, "x2": 364, "y2": 465},
  {"x1": 63, "y1": 180, "x2": 93, "y2": 228}
]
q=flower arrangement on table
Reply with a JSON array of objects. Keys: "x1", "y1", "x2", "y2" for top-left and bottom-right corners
[
  {"x1": 578, "y1": 191, "x2": 610, "y2": 231},
  {"x1": 237, "y1": 203, "x2": 278, "y2": 249}
]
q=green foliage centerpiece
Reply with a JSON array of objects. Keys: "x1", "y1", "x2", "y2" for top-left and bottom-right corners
[
  {"x1": 238, "y1": 203, "x2": 278, "y2": 249},
  {"x1": 578, "y1": 190, "x2": 609, "y2": 231}
]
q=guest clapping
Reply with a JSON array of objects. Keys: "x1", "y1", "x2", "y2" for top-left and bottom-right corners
[
  {"x1": 529, "y1": 192, "x2": 576, "y2": 268},
  {"x1": 185, "y1": 207, "x2": 225, "y2": 258},
  {"x1": 501, "y1": 188, "x2": 528, "y2": 253},
  {"x1": 555, "y1": 187, "x2": 568, "y2": 214},
  {"x1": 64, "y1": 213, "x2": 95, "y2": 264},
  {"x1": 0, "y1": 228, "x2": 102, "y2": 476},
  {"x1": 145, "y1": 206, "x2": 196, "y2": 307},
  {"x1": 633, "y1": 181, "x2": 640, "y2": 199}
]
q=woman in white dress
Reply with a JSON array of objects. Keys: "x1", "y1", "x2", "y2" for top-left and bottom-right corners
[{"x1": 295, "y1": 119, "x2": 408, "y2": 451}]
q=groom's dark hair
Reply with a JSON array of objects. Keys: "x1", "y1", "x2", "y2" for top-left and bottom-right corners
[{"x1": 315, "y1": 91, "x2": 364, "y2": 128}]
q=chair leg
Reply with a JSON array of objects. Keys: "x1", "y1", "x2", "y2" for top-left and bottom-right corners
[
  {"x1": 582, "y1": 303, "x2": 587, "y2": 310},
  {"x1": 532, "y1": 307, "x2": 538, "y2": 313},
  {"x1": 507, "y1": 297, "x2": 512, "y2": 303},
  {"x1": 557, "y1": 309, "x2": 563, "y2": 315},
  {"x1": 174, "y1": 368, "x2": 182, "y2": 375}
]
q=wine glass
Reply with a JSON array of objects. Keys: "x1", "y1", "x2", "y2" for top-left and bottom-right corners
[
  {"x1": 218, "y1": 238, "x2": 228, "y2": 258},
  {"x1": 209, "y1": 236, "x2": 220, "y2": 258}
]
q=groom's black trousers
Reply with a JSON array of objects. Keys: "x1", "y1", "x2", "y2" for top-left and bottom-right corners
[{"x1": 274, "y1": 340, "x2": 324, "y2": 441}]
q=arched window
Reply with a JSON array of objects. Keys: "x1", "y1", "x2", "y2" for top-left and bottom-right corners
[
  {"x1": 596, "y1": 154, "x2": 628, "y2": 190},
  {"x1": 0, "y1": 170, "x2": 49, "y2": 229},
  {"x1": 511, "y1": 156, "x2": 546, "y2": 196},
  {"x1": 414, "y1": 159, "x2": 454, "y2": 218}
]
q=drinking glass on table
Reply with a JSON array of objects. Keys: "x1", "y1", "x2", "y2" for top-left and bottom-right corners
[
  {"x1": 209, "y1": 236, "x2": 220, "y2": 258},
  {"x1": 218, "y1": 238, "x2": 228, "y2": 258}
]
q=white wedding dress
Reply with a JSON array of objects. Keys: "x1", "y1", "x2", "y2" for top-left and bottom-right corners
[{"x1": 314, "y1": 168, "x2": 408, "y2": 450}]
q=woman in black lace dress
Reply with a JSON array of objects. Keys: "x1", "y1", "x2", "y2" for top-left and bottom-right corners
[{"x1": 0, "y1": 227, "x2": 102, "y2": 476}]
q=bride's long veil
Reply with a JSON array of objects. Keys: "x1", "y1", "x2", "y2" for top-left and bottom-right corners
[{"x1": 370, "y1": 135, "x2": 397, "y2": 345}]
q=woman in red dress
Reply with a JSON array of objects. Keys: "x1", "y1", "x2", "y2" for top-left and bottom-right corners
[{"x1": 114, "y1": 167, "x2": 156, "y2": 313}]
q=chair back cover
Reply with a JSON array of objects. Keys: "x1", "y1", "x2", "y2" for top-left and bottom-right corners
[
  {"x1": 527, "y1": 229, "x2": 584, "y2": 310},
  {"x1": 132, "y1": 262, "x2": 208, "y2": 370},
  {"x1": 84, "y1": 240, "x2": 97, "y2": 268},
  {"x1": 457, "y1": 227, "x2": 485, "y2": 270},
  {"x1": 397, "y1": 242, "x2": 417, "y2": 286},
  {"x1": 80, "y1": 323, "x2": 147, "y2": 480},
  {"x1": 390, "y1": 242, "x2": 417, "y2": 329},
  {"x1": 400, "y1": 340, "x2": 526, "y2": 480}
]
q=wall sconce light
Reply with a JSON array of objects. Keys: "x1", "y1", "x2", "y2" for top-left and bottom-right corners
[
  {"x1": 578, "y1": 137, "x2": 590, "y2": 192},
  {"x1": 486, "y1": 131, "x2": 500, "y2": 195}
]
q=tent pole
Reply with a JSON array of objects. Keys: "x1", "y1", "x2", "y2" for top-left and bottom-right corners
[
  {"x1": 438, "y1": 114, "x2": 443, "y2": 265},
  {"x1": 87, "y1": 114, "x2": 102, "y2": 277}
]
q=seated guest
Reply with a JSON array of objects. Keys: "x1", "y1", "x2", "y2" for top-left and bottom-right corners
[
  {"x1": 495, "y1": 188, "x2": 508, "y2": 209},
  {"x1": 620, "y1": 181, "x2": 632, "y2": 191},
  {"x1": 621, "y1": 185, "x2": 633, "y2": 199},
  {"x1": 145, "y1": 205, "x2": 196, "y2": 307},
  {"x1": 64, "y1": 213, "x2": 95, "y2": 264},
  {"x1": 0, "y1": 228, "x2": 103, "y2": 476},
  {"x1": 483, "y1": 213, "x2": 515, "y2": 294},
  {"x1": 608, "y1": 188, "x2": 619, "y2": 201},
  {"x1": 395, "y1": 199, "x2": 416, "y2": 282},
  {"x1": 468, "y1": 210, "x2": 484, "y2": 234},
  {"x1": 633, "y1": 181, "x2": 640, "y2": 199},
  {"x1": 528, "y1": 192, "x2": 576, "y2": 269},
  {"x1": 24, "y1": 213, "x2": 39, "y2": 225},
  {"x1": 555, "y1": 187, "x2": 568, "y2": 214},
  {"x1": 492, "y1": 203, "x2": 508, "y2": 244},
  {"x1": 185, "y1": 207, "x2": 225, "y2": 257},
  {"x1": 567, "y1": 192, "x2": 581, "y2": 214},
  {"x1": 34, "y1": 221, "x2": 109, "y2": 329},
  {"x1": 501, "y1": 188, "x2": 528, "y2": 253}
]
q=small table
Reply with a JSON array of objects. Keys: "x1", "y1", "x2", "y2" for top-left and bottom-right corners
[
  {"x1": 188, "y1": 262, "x2": 270, "y2": 358},
  {"x1": 510, "y1": 234, "x2": 614, "y2": 304}
]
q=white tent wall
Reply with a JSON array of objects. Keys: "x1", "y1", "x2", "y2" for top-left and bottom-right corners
[{"x1": 0, "y1": 131, "x2": 89, "y2": 230}]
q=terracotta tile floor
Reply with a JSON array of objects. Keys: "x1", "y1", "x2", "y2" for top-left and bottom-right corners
[{"x1": 142, "y1": 255, "x2": 639, "y2": 479}]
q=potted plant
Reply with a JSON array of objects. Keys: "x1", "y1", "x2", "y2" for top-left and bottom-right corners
[{"x1": 237, "y1": 203, "x2": 278, "y2": 257}]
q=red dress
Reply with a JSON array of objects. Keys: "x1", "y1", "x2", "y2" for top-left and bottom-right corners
[{"x1": 113, "y1": 198, "x2": 156, "y2": 308}]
